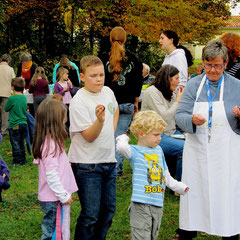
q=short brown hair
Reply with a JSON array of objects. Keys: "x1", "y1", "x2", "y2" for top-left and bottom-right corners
[
  {"x1": 11, "y1": 77, "x2": 25, "y2": 92},
  {"x1": 80, "y1": 55, "x2": 103, "y2": 74}
]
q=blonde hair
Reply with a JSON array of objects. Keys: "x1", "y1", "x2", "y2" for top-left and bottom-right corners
[
  {"x1": 109, "y1": 26, "x2": 126, "y2": 81},
  {"x1": 130, "y1": 111, "x2": 167, "y2": 138},
  {"x1": 31, "y1": 66, "x2": 48, "y2": 86},
  {"x1": 80, "y1": 55, "x2": 103, "y2": 74},
  {"x1": 56, "y1": 67, "x2": 69, "y2": 82},
  {"x1": 52, "y1": 94, "x2": 63, "y2": 102}
]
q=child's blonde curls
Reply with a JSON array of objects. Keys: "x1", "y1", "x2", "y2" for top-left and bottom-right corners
[{"x1": 130, "y1": 110, "x2": 167, "y2": 138}]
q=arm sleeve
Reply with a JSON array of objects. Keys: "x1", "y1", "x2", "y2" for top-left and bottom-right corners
[
  {"x1": 165, "y1": 170, "x2": 188, "y2": 195},
  {"x1": 45, "y1": 83, "x2": 49, "y2": 94},
  {"x1": 46, "y1": 169, "x2": 71, "y2": 203},
  {"x1": 116, "y1": 134, "x2": 132, "y2": 159},
  {"x1": 175, "y1": 80, "x2": 198, "y2": 133},
  {"x1": 68, "y1": 83, "x2": 74, "y2": 94},
  {"x1": 12, "y1": 68, "x2": 15, "y2": 78},
  {"x1": 174, "y1": 54, "x2": 188, "y2": 87},
  {"x1": 29, "y1": 82, "x2": 34, "y2": 94},
  {"x1": 54, "y1": 83, "x2": 64, "y2": 96},
  {"x1": 134, "y1": 56, "x2": 143, "y2": 98},
  {"x1": 142, "y1": 88, "x2": 178, "y2": 122},
  {"x1": 52, "y1": 63, "x2": 60, "y2": 84},
  {"x1": 42, "y1": 141, "x2": 70, "y2": 203},
  {"x1": 4, "y1": 98, "x2": 12, "y2": 112}
]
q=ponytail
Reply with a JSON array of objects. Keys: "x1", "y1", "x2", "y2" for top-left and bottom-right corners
[{"x1": 177, "y1": 45, "x2": 194, "y2": 67}]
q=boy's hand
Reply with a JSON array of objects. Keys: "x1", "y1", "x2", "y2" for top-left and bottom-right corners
[
  {"x1": 2, "y1": 174, "x2": 6, "y2": 179},
  {"x1": 95, "y1": 104, "x2": 105, "y2": 123},
  {"x1": 63, "y1": 196, "x2": 73, "y2": 205}
]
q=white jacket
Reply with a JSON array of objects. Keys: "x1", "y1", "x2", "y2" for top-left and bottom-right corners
[{"x1": 162, "y1": 49, "x2": 188, "y2": 87}]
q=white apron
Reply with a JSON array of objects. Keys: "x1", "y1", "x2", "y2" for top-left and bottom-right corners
[{"x1": 179, "y1": 75, "x2": 240, "y2": 237}]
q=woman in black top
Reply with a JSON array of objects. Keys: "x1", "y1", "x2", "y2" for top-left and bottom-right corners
[{"x1": 104, "y1": 26, "x2": 143, "y2": 176}]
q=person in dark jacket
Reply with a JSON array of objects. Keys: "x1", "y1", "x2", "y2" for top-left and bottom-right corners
[{"x1": 103, "y1": 26, "x2": 143, "y2": 176}]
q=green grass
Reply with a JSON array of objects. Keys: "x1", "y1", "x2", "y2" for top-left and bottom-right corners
[{"x1": 0, "y1": 135, "x2": 221, "y2": 240}]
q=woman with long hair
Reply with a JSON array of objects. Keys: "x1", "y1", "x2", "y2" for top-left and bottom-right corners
[
  {"x1": 159, "y1": 30, "x2": 193, "y2": 88},
  {"x1": 104, "y1": 26, "x2": 143, "y2": 176},
  {"x1": 142, "y1": 64, "x2": 184, "y2": 181}
]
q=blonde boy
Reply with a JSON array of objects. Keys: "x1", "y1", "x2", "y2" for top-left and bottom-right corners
[
  {"x1": 68, "y1": 55, "x2": 119, "y2": 240},
  {"x1": 116, "y1": 110, "x2": 188, "y2": 240}
]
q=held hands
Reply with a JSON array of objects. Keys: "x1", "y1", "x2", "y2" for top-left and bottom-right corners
[
  {"x1": 63, "y1": 196, "x2": 73, "y2": 205},
  {"x1": 176, "y1": 87, "x2": 184, "y2": 103},
  {"x1": 192, "y1": 114, "x2": 206, "y2": 126},
  {"x1": 95, "y1": 104, "x2": 105, "y2": 123},
  {"x1": 232, "y1": 106, "x2": 240, "y2": 118}
]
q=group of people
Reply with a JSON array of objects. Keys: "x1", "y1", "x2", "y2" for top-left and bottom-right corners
[{"x1": 1, "y1": 26, "x2": 240, "y2": 240}]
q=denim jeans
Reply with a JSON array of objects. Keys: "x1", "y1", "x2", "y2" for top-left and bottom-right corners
[
  {"x1": 72, "y1": 163, "x2": 116, "y2": 240},
  {"x1": 33, "y1": 95, "x2": 46, "y2": 117},
  {"x1": 39, "y1": 201, "x2": 59, "y2": 240},
  {"x1": 9, "y1": 123, "x2": 27, "y2": 165},
  {"x1": 115, "y1": 103, "x2": 134, "y2": 175},
  {"x1": 159, "y1": 130, "x2": 184, "y2": 181}
]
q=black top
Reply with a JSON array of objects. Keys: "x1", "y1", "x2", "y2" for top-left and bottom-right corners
[
  {"x1": 103, "y1": 50, "x2": 143, "y2": 104},
  {"x1": 226, "y1": 57, "x2": 240, "y2": 80}
]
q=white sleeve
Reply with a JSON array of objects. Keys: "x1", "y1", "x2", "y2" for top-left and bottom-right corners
[
  {"x1": 116, "y1": 134, "x2": 132, "y2": 159},
  {"x1": 165, "y1": 170, "x2": 188, "y2": 195},
  {"x1": 46, "y1": 169, "x2": 71, "y2": 203}
]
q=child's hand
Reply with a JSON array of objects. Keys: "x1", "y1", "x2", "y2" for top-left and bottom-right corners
[
  {"x1": 2, "y1": 174, "x2": 6, "y2": 179},
  {"x1": 232, "y1": 106, "x2": 240, "y2": 117},
  {"x1": 185, "y1": 187, "x2": 189, "y2": 192},
  {"x1": 63, "y1": 196, "x2": 73, "y2": 205},
  {"x1": 63, "y1": 86, "x2": 68, "y2": 92},
  {"x1": 95, "y1": 104, "x2": 105, "y2": 123},
  {"x1": 67, "y1": 79, "x2": 73, "y2": 88}
]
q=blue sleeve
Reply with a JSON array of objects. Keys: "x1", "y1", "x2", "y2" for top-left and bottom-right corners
[{"x1": 52, "y1": 63, "x2": 60, "y2": 83}]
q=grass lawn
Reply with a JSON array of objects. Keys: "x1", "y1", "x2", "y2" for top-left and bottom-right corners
[{"x1": 0, "y1": 135, "x2": 221, "y2": 240}]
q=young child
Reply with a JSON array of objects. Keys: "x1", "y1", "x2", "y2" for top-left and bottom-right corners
[
  {"x1": 54, "y1": 67, "x2": 74, "y2": 105},
  {"x1": 68, "y1": 55, "x2": 119, "y2": 240},
  {"x1": 32, "y1": 98, "x2": 78, "y2": 240},
  {"x1": 116, "y1": 110, "x2": 189, "y2": 240},
  {"x1": 0, "y1": 134, "x2": 10, "y2": 202},
  {"x1": 29, "y1": 66, "x2": 49, "y2": 116},
  {"x1": 4, "y1": 78, "x2": 27, "y2": 165}
]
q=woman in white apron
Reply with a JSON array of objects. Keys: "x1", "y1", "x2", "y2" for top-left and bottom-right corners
[{"x1": 174, "y1": 39, "x2": 240, "y2": 240}]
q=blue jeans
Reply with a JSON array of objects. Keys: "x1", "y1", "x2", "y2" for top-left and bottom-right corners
[
  {"x1": 115, "y1": 103, "x2": 134, "y2": 175},
  {"x1": 159, "y1": 130, "x2": 184, "y2": 181},
  {"x1": 72, "y1": 163, "x2": 116, "y2": 240},
  {"x1": 39, "y1": 201, "x2": 59, "y2": 240},
  {"x1": 9, "y1": 123, "x2": 27, "y2": 165}
]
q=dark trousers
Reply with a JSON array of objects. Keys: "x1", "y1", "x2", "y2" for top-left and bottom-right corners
[
  {"x1": 177, "y1": 229, "x2": 239, "y2": 240},
  {"x1": 9, "y1": 123, "x2": 27, "y2": 165},
  {"x1": 72, "y1": 163, "x2": 116, "y2": 240}
]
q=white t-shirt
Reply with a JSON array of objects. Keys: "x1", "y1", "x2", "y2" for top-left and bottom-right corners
[
  {"x1": 162, "y1": 49, "x2": 188, "y2": 87},
  {"x1": 68, "y1": 86, "x2": 118, "y2": 164}
]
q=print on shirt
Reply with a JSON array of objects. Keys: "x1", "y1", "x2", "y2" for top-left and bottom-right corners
[
  {"x1": 144, "y1": 153, "x2": 166, "y2": 194},
  {"x1": 106, "y1": 61, "x2": 134, "y2": 86}
]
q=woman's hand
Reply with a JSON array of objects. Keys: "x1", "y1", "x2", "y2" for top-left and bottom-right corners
[
  {"x1": 232, "y1": 106, "x2": 240, "y2": 118},
  {"x1": 192, "y1": 114, "x2": 206, "y2": 126},
  {"x1": 176, "y1": 87, "x2": 184, "y2": 103}
]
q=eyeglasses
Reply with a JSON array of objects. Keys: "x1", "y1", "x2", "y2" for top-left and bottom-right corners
[
  {"x1": 204, "y1": 64, "x2": 224, "y2": 70},
  {"x1": 36, "y1": 70, "x2": 44, "y2": 74}
]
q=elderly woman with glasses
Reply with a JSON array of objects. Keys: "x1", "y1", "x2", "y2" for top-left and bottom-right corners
[{"x1": 173, "y1": 39, "x2": 240, "y2": 240}]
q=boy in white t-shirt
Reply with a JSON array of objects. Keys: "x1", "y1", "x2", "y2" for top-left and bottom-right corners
[{"x1": 68, "y1": 55, "x2": 119, "y2": 240}]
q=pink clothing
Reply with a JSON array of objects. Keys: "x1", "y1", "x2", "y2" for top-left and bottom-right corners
[
  {"x1": 55, "y1": 82, "x2": 73, "y2": 104},
  {"x1": 33, "y1": 138, "x2": 78, "y2": 202}
]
